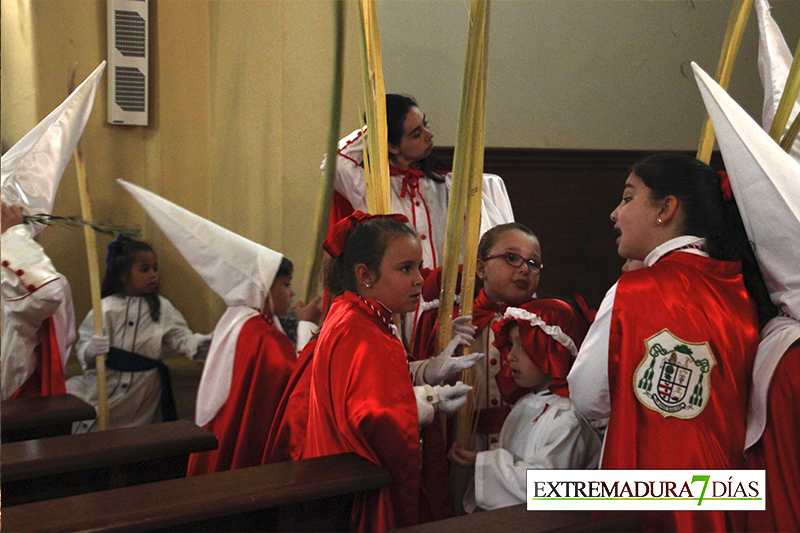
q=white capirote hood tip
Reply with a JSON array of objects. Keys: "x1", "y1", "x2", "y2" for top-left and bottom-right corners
[
  {"x1": 692, "y1": 61, "x2": 800, "y2": 320},
  {"x1": 1, "y1": 62, "x2": 106, "y2": 236},
  {"x1": 117, "y1": 179, "x2": 283, "y2": 310}
]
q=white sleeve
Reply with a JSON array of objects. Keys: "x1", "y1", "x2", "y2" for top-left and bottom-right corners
[
  {"x1": 408, "y1": 359, "x2": 431, "y2": 385},
  {"x1": 1, "y1": 225, "x2": 64, "y2": 322},
  {"x1": 295, "y1": 320, "x2": 318, "y2": 354},
  {"x1": 473, "y1": 447, "x2": 528, "y2": 509},
  {"x1": 75, "y1": 308, "x2": 101, "y2": 371},
  {"x1": 480, "y1": 173, "x2": 515, "y2": 235},
  {"x1": 326, "y1": 129, "x2": 370, "y2": 213},
  {"x1": 160, "y1": 298, "x2": 210, "y2": 362},
  {"x1": 1, "y1": 225, "x2": 70, "y2": 394},
  {"x1": 413, "y1": 385, "x2": 436, "y2": 426},
  {"x1": 474, "y1": 410, "x2": 599, "y2": 510},
  {"x1": 567, "y1": 282, "x2": 616, "y2": 420},
  {"x1": 53, "y1": 276, "x2": 77, "y2": 368}
]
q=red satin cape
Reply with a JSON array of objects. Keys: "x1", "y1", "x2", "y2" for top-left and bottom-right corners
[
  {"x1": 303, "y1": 292, "x2": 420, "y2": 532},
  {"x1": 186, "y1": 315, "x2": 296, "y2": 475},
  {"x1": 263, "y1": 338, "x2": 317, "y2": 464},
  {"x1": 603, "y1": 253, "x2": 759, "y2": 533},
  {"x1": 745, "y1": 342, "x2": 800, "y2": 533},
  {"x1": 10, "y1": 317, "x2": 67, "y2": 399}
]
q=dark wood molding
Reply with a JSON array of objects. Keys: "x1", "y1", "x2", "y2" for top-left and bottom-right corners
[
  {"x1": 2, "y1": 394, "x2": 96, "y2": 443},
  {"x1": 433, "y1": 147, "x2": 724, "y2": 170},
  {"x1": 2, "y1": 419, "x2": 218, "y2": 506},
  {"x1": 4, "y1": 453, "x2": 391, "y2": 533},
  {"x1": 430, "y1": 147, "x2": 724, "y2": 309},
  {"x1": 394, "y1": 504, "x2": 640, "y2": 533}
]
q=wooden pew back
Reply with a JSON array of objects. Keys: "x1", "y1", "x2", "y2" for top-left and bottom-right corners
[
  {"x1": 393, "y1": 504, "x2": 640, "y2": 533},
  {"x1": 1, "y1": 393, "x2": 96, "y2": 443},
  {"x1": 3, "y1": 453, "x2": 391, "y2": 533},
  {"x1": 2, "y1": 419, "x2": 217, "y2": 506}
]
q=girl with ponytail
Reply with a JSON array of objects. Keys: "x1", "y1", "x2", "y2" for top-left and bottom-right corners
[{"x1": 568, "y1": 153, "x2": 774, "y2": 533}]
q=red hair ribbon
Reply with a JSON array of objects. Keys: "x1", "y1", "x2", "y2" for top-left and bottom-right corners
[
  {"x1": 718, "y1": 171, "x2": 734, "y2": 202},
  {"x1": 323, "y1": 211, "x2": 410, "y2": 258}
]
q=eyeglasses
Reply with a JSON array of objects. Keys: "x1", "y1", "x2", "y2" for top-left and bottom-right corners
[{"x1": 483, "y1": 251, "x2": 544, "y2": 274}]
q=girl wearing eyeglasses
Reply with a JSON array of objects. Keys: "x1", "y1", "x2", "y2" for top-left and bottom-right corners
[{"x1": 412, "y1": 222, "x2": 592, "y2": 515}]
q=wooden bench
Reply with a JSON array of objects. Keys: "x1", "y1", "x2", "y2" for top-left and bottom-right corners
[
  {"x1": 1, "y1": 419, "x2": 218, "y2": 506},
  {"x1": 1, "y1": 393, "x2": 96, "y2": 443},
  {"x1": 394, "y1": 504, "x2": 640, "y2": 533},
  {"x1": 3, "y1": 453, "x2": 392, "y2": 532}
]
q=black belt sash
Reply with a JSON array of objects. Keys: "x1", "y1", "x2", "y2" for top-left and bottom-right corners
[{"x1": 106, "y1": 347, "x2": 178, "y2": 422}]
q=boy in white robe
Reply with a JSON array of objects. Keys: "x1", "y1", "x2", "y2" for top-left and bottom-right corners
[{"x1": 449, "y1": 301, "x2": 601, "y2": 512}]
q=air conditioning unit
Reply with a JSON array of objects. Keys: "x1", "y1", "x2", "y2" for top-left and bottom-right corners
[{"x1": 107, "y1": 0, "x2": 148, "y2": 125}]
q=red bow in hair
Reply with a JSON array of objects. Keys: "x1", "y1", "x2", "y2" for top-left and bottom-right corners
[
  {"x1": 718, "y1": 171, "x2": 734, "y2": 202},
  {"x1": 323, "y1": 211, "x2": 410, "y2": 258}
]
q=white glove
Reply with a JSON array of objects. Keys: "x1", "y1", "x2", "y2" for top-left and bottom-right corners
[
  {"x1": 191, "y1": 333, "x2": 214, "y2": 364},
  {"x1": 86, "y1": 334, "x2": 110, "y2": 358},
  {"x1": 435, "y1": 382, "x2": 473, "y2": 415},
  {"x1": 423, "y1": 335, "x2": 485, "y2": 385},
  {"x1": 198, "y1": 333, "x2": 213, "y2": 349},
  {"x1": 451, "y1": 315, "x2": 476, "y2": 343},
  {"x1": 82, "y1": 334, "x2": 109, "y2": 369},
  {"x1": 589, "y1": 416, "x2": 609, "y2": 439}
]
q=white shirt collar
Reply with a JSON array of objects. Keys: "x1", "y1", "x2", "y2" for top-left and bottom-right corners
[{"x1": 644, "y1": 236, "x2": 708, "y2": 267}]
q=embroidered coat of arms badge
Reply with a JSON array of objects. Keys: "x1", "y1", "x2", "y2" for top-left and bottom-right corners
[{"x1": 634, "y1": 329, "x2": 716, "y2": 419}]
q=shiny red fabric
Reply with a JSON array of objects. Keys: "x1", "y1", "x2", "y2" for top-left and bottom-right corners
[
  {"x1": 10, "y1": 317, "x2": 66, "y2": 399},
  {"x1": 491, "y1": 298, "x2": 589, "y2": 398},
  {"x1": 573, "y1": 293, "x2": 597, "y2": 325},
  {"x1": 263, "y1": 338, "x2": 317, "y2": 464},
  {"x1": 604, "y1": 253, "x2": 759, "y2": 533},
  {"x1": 745, "y1": 342, "x2": 800, "y2": 533},
  {"x1": 331, "y1": 190, "x2": 356, "y2": 229},
  {"x1": 472, "y1": 289, "x2": 536, "y2": 406},
  {"x1": 303, "y1": 292, "x2": 420, "y2": 532},
  {"x1": 471, "y1": 288, "x2": 504, "y2": 332},
  {"x1": 186, "y1": 315, "x2": 296, "y2": 475}
]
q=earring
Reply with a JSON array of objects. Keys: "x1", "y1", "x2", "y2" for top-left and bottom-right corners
[
  {"x1": 365, "y1": 283, "x2": 372, "y2": 289},
  {"x1": 657, "y1": 217, "x2": 662, "y2": 225}
]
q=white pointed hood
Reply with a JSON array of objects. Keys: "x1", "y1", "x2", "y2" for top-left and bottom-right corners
[
  {"x1": 117, "y1": 179, "x2": 283, "y2": 310},
  {"x1": 693, "y1": 62, "x2": 800, "y2": 320},
  {"x1": 1, "y1": 62, "x2": 106, "y2": 235},
  {"x1": 755, "y1": 0, "x2": 799, "y2": 159},
  {"x1": 693, "y1": 61, "x2": 800, "y2": 452}
]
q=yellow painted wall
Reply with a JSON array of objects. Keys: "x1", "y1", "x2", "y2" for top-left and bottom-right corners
[
  {"x1": 378, "y1": 0, "x2": 799, "y2": 149},
  {"x1": 1, "y1": 0, "x2": 38, "y2": 151},
  {"x1": 1, "y1": 0, "x2": 364, "y2": 348}
]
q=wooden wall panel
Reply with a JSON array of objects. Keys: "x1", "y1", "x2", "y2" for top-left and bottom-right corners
[{"x1": 433, "y1": 148, "x2": 723, "y2": 310}]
